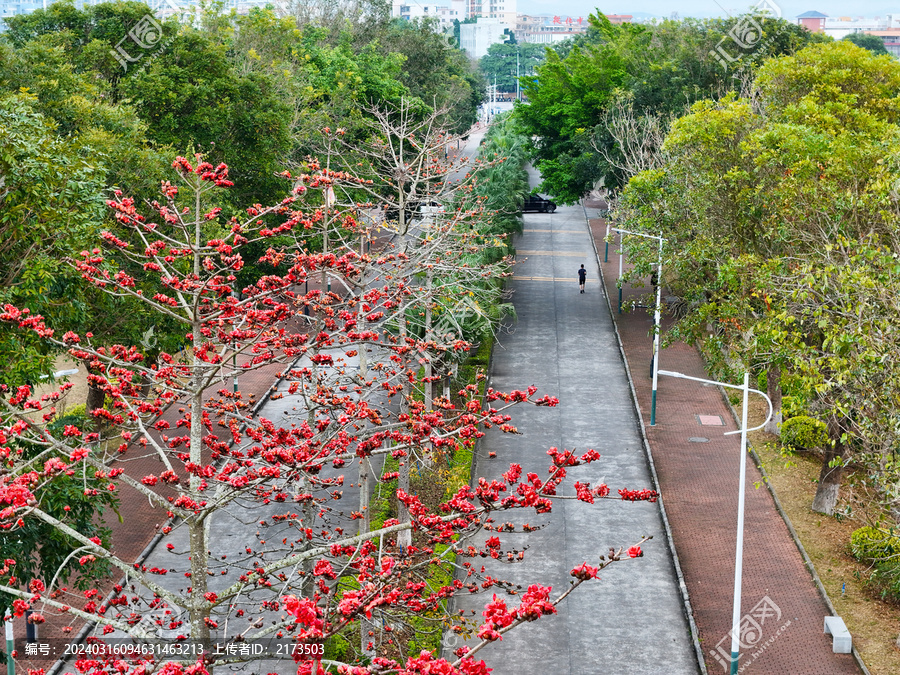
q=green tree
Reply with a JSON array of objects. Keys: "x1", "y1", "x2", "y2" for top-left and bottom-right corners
[
  {"x1": 0, "y1": 93, "x2": 107, "y2": 386},
  {"x1": 382, "y1": 18, "x2": 485, "y2": 133},
  {"x1": 843, "y1": 32, "x2": 889, "y2": 55},
  {"x1": 517, "y1": 11, "x2": 827, "y2": 202},
  {"x1": 123, "y1": 28, "x2": 292, "y2": 207},
  {"x1": 479, "y1": 41, "x2": 544, "y2": 93},
  {"x1": 618, "y1": 40, "x2": 900, "y2": 514}
]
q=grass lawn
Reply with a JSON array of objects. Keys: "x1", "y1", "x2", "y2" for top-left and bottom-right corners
[{"x1": 745, "y1": 399, "x2": 900, "y2": 674}]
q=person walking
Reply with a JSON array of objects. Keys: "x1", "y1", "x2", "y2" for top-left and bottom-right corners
[{"x1": 578, "y1": 264, "x2": 587, "y2": 293}]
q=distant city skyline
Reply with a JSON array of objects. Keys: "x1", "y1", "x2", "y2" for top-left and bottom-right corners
[{"x1": 515, "y1": 1, "x2": 900, "y2": 19}]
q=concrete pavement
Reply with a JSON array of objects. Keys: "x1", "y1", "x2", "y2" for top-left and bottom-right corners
[{"x1": 450, "y1": 170, "x2": 700, "y2": 674}]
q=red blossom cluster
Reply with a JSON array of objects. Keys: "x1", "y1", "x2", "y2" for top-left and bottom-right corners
[
  {"x1": 618, "y1": 488, "x2": 659, "y2": 502},
  {"x1": 475, "y1": 584, "x2": 556, "y2": 642},
  {"x1": 0, "y1": 473, "x2": 37, "y2": 522},
  {"x1": 172, "y1": 156, "x2": 234, "y2": 187}
]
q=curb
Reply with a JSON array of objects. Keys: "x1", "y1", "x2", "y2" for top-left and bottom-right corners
[
  {"x1": 716, "y1": 387, "x2": 872, "y2": 675},
  {"x1": 583, "y1": 203, "x2": 707, "y2": 675}
]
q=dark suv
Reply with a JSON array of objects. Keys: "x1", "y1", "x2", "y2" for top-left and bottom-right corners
[{"x1": 522, "y1": 194, "x2": 557, "y2": 213}]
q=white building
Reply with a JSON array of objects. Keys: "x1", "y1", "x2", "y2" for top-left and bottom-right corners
[
  {"x1": 823, "y1": 14, "x2": 900, "y2": 39},
  {"x1": 459, "y1": 16, "x2": 511, "y2": 58},
  {"x1": 391, "y1": 0, "x2": 463, "y2": 30},
  {"x1": 467, "y1": 0, "x2": 515, "y2": 25},
  {"x1": 515, "y1": 14, "x2": 592, "y2": 44}
]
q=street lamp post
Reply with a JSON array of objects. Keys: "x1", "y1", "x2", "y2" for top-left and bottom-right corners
[
  {"x1": 604, "y1": 222, "x2": 610, "y2": 263},
  {"x1": 607, "y1": 228, "x2": 665, "y2": 424},
  {"x1": 657, "y1": 369, "x2": 773, "y2": 675},
  {"x1": 5, "y1": 611, "x2": 13, "y2": 675},
  {"x1": 650, "y1": 237, "x2": 663, "y2": 425}
]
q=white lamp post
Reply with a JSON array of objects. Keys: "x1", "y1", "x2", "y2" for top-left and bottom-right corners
[
  {"x1": 604, "y1": 221, "x2": 610, "y2": 263},
  {"x1": 608, "y1": 228, "x2": 665, "y2": 424},
  {"x1": 657, "y1": 369, "x2": 773, "y2": 675},
  {"x1": 5, "y1": 611, "x2": 13, "y2": 675}
]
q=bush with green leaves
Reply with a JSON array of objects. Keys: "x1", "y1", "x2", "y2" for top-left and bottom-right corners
[
  {"x1": 780, "y1": 415, "x2": 828, "y2": 451},
  {"x1": 471, "y1": 113, "x2": 530, "y2": 246},
  {"x1": 850, "y1": 526, "x2": 900, "y2": 603},
  {"x1": 850, "y1": 526, "x2": 900, "y2": 562}
]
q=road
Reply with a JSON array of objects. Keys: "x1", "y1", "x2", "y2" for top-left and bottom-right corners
[{"x1": 447, "y1": 166, "x2": 699, "y2": 674}]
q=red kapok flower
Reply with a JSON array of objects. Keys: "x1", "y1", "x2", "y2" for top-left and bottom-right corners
[{"x1": 570, "y1": 563, "x2": 598, "y2": 581}]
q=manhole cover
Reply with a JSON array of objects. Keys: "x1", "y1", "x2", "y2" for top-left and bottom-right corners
[{"x1": 688, "y1": 437, "x2": 710, "y2": 443}]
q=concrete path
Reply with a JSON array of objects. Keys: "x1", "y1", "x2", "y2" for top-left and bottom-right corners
[
  {"x1": 589, "y1": 213, "x2": 863, "y2": 675},
  {"x1": 450, "y1": 170, "x2": 699, "y2": 674}
]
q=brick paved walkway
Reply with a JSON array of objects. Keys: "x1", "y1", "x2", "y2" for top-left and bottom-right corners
[{"x1": 587, "y1": 212, "x2": 862, "y2": 675}]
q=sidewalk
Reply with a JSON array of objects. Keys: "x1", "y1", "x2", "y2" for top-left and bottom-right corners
[{"x1": 587, "y1": 209, "x2": 862, "y2": 674}]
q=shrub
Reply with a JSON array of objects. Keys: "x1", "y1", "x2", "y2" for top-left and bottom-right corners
[
  {"x1": 850, "y1": 526, "x2": 900, "y2": 562},
  {"x1": 756, "y1": 370, "x2": 812, "y2": 418},
  {"x1": 850, "y1": 526, "x2": 900, "y2": 603},
  {"x1": 780, "y1": 415, "x2": 828, "y2": 451}
]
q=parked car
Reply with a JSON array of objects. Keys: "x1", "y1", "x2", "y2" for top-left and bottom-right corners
[
  {"x1": 384, "y1": 201, "x2": 444, "y2": 225},
  {"x1": 416, "y1": 201, "x2": 444, "y2": 224},
  {"x1": 522, "y1": 194, "x2": 557, "y2": 213}
]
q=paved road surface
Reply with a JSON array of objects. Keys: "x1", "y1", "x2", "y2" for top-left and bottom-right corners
[{"x1": 449, "y1": 168, "x2": 699, "y2": 674}]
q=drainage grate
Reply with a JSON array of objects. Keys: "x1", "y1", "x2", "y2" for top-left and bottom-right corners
[{"x1": 688, "y1": 437, "x2": 710, "y2": 443}]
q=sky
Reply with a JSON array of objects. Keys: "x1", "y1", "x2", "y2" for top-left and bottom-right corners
[{"x1": 514, "y1": 0, "x2": 900, "y2": 19}]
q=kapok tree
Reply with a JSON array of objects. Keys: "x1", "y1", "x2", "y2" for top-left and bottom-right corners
[
  {"x1": 315, "y1": 102, "x2": 515, "y2": 547},
  {"x1": 0, "y1": 156, "x2": 659, "y2": 675}
]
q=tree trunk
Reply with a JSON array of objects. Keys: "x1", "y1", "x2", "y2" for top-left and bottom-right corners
[
  {"x1": 397, "y1": 317, "x2": 412, "y2": 550},
  {"x1": 358, "y1": 457, "x2": 371, "y2": 535},
  {"x1": 811, "y1": 416, "x2": 845, "y2": 515},
  {"x1": 84, "y1": 359, "x2": 105, "y2": 419},
  {"x1": 397, "y1": 453, "x2": 411, "y2": 549},
  {"x1": 764, "y1": 365, "x2": 783, "y2": 436},
  {"x1": 423, "y1": 269, "x2": 434, "y2": 468},
  {"x1": 188, "y1": 316, "x2": 212, "y2": 647}
]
